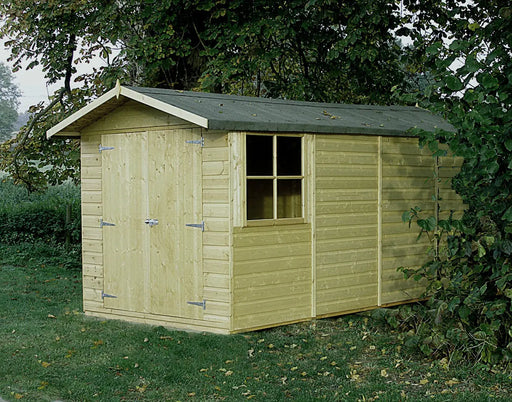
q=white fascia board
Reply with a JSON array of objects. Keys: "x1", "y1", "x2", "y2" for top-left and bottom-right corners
[
  {"x1": 46, "y1": 86, "x2": 119, "y2": 139},
  {"x1": 120, "y1": 87, "x2": 209, "y2": 129}
]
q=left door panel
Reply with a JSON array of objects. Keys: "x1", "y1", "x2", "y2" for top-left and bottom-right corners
[{"x1": 102, "y1": 132, "x2": 149, "y2": 312}]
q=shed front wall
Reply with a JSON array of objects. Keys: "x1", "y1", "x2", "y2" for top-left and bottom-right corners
[{"x1": 80, "y1": 102, "x2": 232, "y2": 333}]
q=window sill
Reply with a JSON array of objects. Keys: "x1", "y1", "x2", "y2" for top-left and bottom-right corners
[{"x1": 245, "y1": 217, "x2": 305, "y2": 227}]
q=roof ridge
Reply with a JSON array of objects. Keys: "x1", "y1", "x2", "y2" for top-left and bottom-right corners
[{"x1": 126, "y1": 86, "x2": 422, "y2": 112}]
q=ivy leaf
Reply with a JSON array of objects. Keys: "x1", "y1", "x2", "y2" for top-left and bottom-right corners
[{"x1": 445, "y1": 76, "x2": 463, "y2": 91}]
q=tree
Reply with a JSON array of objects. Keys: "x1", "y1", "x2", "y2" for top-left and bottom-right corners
[
  {"x1": 396, "y1": 1, "x2": 512, "y2": 362},
  {"x1": 0, "y1": 62, "x2": 19, "y2": 143},
  {"x1": 0, "y1": 0, "x2": 412, "y2": 190}
]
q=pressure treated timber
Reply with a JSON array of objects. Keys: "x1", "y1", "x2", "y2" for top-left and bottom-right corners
[
  {"x1": 232, "y1": 224, "x2": 312, "y2": 331},
  {"x1": 51, "y1": 87, "x2": 465, "y2": 335}
]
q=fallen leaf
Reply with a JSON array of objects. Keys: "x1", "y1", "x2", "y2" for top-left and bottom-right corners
[
  {"x1": 225, "y1": 360, "x2": 234, "y2": 364},
  {"x1": 320, "y1": 356, "x2": 327, "y2": 361},
  {"x1": 188, "y1": 392, "x2": 196, "y2": 396},
  {"x1": 268, "y1": 344, "x2": 274, "y2": 349},
  {"x1": 200, "y1": 368, "x2": 208, "y2": 372},
  {"x1": 380, "y1": 369, "x2": 388, "y2": 378},
  {"x1": 144, "y1": 338, "x2": 149, "y2": 343},
  {"x1": 14, "y1": 393, "x2": 23, "y2": 400},
  {"x1": 419, "y1": 379, "x2": 429, "y2": 385},
  {"x1": 445, "y1": 378, "x2": 460, "y2": 386},
  {"x1": 290, "y1": 366, "x2": 298, "y2": 371},
  {"x1": 225, "y1": 370, "x2": 233, "y2": 376},
  {"x1": 41, "y1": 361, "x2": 51, "y2": 368},
  {"x1": 248, "y1": 349, "x2": 254, "y2": 358},
  {"x1": 47, "y1": 314, "x2": 56, "y2": 319}
]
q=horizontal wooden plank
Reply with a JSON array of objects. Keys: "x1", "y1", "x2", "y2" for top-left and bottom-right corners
[
  {"x1": 316, "y1": 295, "x2": 377, "y2": 316},
  {"x1": 204, "y1": 273, "x2": 230, "y2": 289},
  {"x1": 203, "y1": 189, "x2": 229, "y2": 204},
  {"x1": 316, "y1": 189, "x2": 377, "y2": 202},
  {"x1": 203, "y1": 176, "x2": 229, "y2": 190},
  {"x1": 317, "y1": 283, "x2": 378, "y2": 304},
  {"x1": 82, "y1": 215, "x2": 101, "y2": 228},
  {"x1": 317, "y1": 271, "x2": 376, "y2": 291},
  {"x1": 233, "y1": 230, "x2": 310, "y2": 247},
  {"x1": 81, "y1": 203, "x2": 102, "y2": 216},
  {"x1": 234, "y1": 281, "x2": 310, "y2": 303},
  {"x1": 82, "y1": 239, "x2": 102, "y2": 254},
  {"x1": 203, "y1": 218, "x2": 230, "y2": 233},
  {"x1": 316, "y1": 165, "x2": 377, "y2": 178},
  {"x1": 316, "y1": 201, "x2": 377, "y2": 216},
  {"x1": 317, "y1": 248, "x2": 377, "y2": 266},
  {"x1": 235, "y1": 268, "x2": 310, "y2": 289},
  {"x1": 82, "y1": 226, "x2": 102, "y2": 241},
  {"x1": 203, "y1": 260, "x2": 230, "y2": 275},
  {"x1": 82, "y1": 166, "x2": 102, "y2": 179},
  {"x1": 82, "y1": 191, "x2": 102, "y2": 204},
  {"x1": 203, "y1": 287, "x2": 230, "y2": 303},
  {"x1": 203, "y1": 161, "x2": 229, "y2": 176},
  {"x1": 316, "y1": 177, "x2": 377, "y2": 190},
  {"x1": 83, "y1": 287, "x2": 103, "y2": 303},
  {"x1": 316, "y1": 224, "x2": 376, "y2": 240},
  {"x1": 81, "y1": 178, "x2": 102, "y2": 192},
  {"x1": 203, "y1": 232, "x2": 230, "y2": 247},
  {"x1": 83, "y1": 251, "x2": 102, "y2": 265},
  {"x1": 204, "y1": 132, "x2": 228, "y2": 148},
  {"x1": 317, "y1": 236, "x2": 377, "y2": 253},
  {"x1": 317, "y1": 260, "x2": 376, "y2": 279},
  {"x1": 234, "y1": 255, "x2": 311, "y2": 276},
  {"x1": 234, "y1": 293, "x2": 310, "y2": 317},
  {"x1": 203, "y1": 147, "x2": 229, "y2": 162},
  {"x1": 83, "y1": 264, "x2": 103, "y2": 277},
  {"x1": 315, "y1": 152, "x2": 378, "y2": 165},
  {"x1": 382, "y1": 165, "x2": 435, "y2": 177},
  {"x1": 82, "y1": 153, "x2": 101, "y2": 167},
  {"x1": 316, "y1": 213, "x2": 377, "y2": 227},
  {"x1": 233, "y1": 305, "x2": 310, "y2": 331},
  {"x1": 83, "y1": 275, "x2": 103, "y2": 290},
  {"x1": 203, "y1": 245, "x2": 230, "y2": 261},
  {"x1": 203, "y1": 203, "x2": 229, "y2": 218},
  {"x1": 233, "y1": 242, "x2": 310, "y2": 262},
  {"x1": 316, "y1": 136, "x2": 378, "y2": 152}
]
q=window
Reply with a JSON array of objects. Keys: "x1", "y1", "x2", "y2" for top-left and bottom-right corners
[{"x1": 246, "y1": 134, "x2": 303, "y2": 221}]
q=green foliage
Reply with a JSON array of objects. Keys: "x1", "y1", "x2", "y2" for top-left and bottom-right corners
[
  {"x1": 394, "y1": 0, "x2": 512, "y2": 364},
  {"x1": 0, "y1": 179, "x2": 81, "y2": 245},
  {"x1": 0, "y1": 0, "x2": 412, "y2": 190},
  {"x1": 0, "y1": 62, "x2": 19, "y2": 143}
]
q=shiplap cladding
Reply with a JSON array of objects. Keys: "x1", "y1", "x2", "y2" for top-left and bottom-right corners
[
  {"x1": 315, "y1": 135, "x2": 379, "y2": 315},
  {"x1": 232, "y1": 224, "x2": 312, "y2": 331},
  {"x1": 202, "y1": 132, "x2": 232, "y2": 326},
  {"x1": 81, "y1": 134, "x2": 104, "y2": 311},
  {"x1": 380, "y1": 137, "x2": 434, "y2": 305}
]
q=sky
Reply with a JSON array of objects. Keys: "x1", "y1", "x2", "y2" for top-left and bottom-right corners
[{"x1": 0, "y1": 45, "x2": 60, "y2": 113}]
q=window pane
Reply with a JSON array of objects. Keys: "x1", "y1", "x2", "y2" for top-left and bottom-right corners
[
  {"x1": 247, "y1": 135, "x2": 273, "y2": 176},
  {"x1": 247, "y1": 179, "x2": 273, "y2": 220},
  {"x1": 277, "y1": 179, "x2": 302, "y2": 218},
  {"x1": 277, "y1": 136, "x2": 301, "y2": 176}
]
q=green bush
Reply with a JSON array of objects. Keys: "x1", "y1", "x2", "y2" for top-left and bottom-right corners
[{"x1": 0, "y1": 179, "x2": 81, "y2": 245}]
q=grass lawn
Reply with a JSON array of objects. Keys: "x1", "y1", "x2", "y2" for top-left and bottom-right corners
[{"x1": 1, "y1": 243, "x2": 511, "y2": 401}]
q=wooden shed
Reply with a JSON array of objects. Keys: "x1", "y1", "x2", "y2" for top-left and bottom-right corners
[{"x1": 47, "y1": 84, "x2": 463, "y2": 334}]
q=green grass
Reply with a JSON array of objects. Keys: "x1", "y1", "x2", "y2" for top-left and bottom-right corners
[{"x1": 1, "y1": 243, "x2": 511, "y2": 401}]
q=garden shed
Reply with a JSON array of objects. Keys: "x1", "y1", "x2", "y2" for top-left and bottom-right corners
[{"x1": 47, "y1": 83, "x2": 463, "y2": 334}]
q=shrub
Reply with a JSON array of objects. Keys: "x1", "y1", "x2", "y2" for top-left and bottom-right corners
[{"x1": 0, "y1": 179, "x2": 81, "y2": 245}]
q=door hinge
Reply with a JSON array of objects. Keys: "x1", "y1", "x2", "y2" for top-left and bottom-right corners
[
  {"x1": 187, "y1": 299, "x2": 206, "y2": 310},
  {"x1": 99, "y1": 144, "x2": 115, "y2": 153},
  {"x1": 186, "y1": 221, "x2": 205, "y2": 231},
  {"x1": 185, "y1": 137, "x2": 204, "y2": 147},
  {"x1": 102, "y1": 291, "x2": 117, "y2": 299},
  {"x1": 100, "y1": 219, "x2": 116, "y2": 228}
]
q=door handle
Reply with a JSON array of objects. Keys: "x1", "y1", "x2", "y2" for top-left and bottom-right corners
[{"x1": 144, "y1": 218, "x2": 159, "y2": 227}]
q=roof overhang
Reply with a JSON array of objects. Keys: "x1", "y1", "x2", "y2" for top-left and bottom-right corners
[{"x1": 46, "y1": 82, "x2": 209, "y2": 138}]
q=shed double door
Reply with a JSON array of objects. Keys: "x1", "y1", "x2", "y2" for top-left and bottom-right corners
[{"x1": 101, "y1": 129, "x2": 203, "y2": 319}]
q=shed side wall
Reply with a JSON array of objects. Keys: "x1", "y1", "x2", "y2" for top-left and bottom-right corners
[{"x1": 314, "y1": 135, "x2": 379, "y2": 315}]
